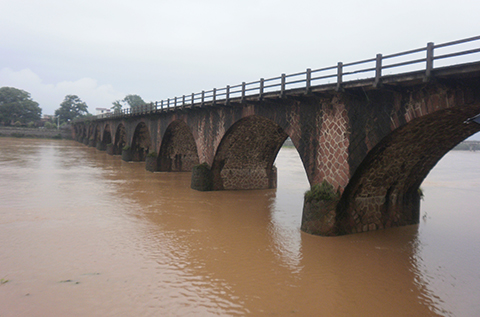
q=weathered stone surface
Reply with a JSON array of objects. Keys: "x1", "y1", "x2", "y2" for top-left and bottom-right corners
[
  {"x1": 131, "y1": 122, "x2": 151, "y2": 162},
  {"x1": 158, "y1": 120, "x2": 199, "y2": 172},
  {"x1": 121, "y1": 148, "x2": 132, "y2": 162},
  {"x1": 211, "y1": 116, "x2": 286, "y2": 190},
  {"x1": 301, "y1": 198, "x2": 338, "y2": 236},
  {"x1": 106, "y1": 144, "x2": 114, "y2": 155},
  {"x1": 96, "y1": 142, "x2": 106, "y2": 151},
  {"x1": 145, "y1": 155, "x2": 157, "y2": 172},
  {"x1": 191, "y1": 164, "x2": 213, "y2": 191}
]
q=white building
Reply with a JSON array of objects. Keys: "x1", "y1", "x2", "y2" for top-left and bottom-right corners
[{"x1": 95, "y1": 108, "x2": 111, "y2": 116}]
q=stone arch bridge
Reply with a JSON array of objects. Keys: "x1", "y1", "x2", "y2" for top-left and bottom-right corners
[{"x1": 73, "y1": 38, "x2": 480, "y2": 236}]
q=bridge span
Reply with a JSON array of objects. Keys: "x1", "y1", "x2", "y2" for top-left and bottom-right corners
[{"x1": 73, "y1": 36, "x2": 480, "y2": 236}]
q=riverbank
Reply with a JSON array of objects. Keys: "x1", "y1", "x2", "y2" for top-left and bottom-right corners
[
  {"x1": 452, "y1": 140, "x2": 480, "y2": 151},
  {"x1": 0, "y1": 126, "x2": 72, "y2": 140}
]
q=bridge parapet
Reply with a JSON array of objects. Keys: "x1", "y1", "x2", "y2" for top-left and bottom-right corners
[{"x1": 74, "y1": 35, "x2": 480, "y2": 122}]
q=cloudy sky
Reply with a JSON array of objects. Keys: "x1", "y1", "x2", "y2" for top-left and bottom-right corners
[{"x1": 1, "y1": 0, "x2": 479, "y2": 116}]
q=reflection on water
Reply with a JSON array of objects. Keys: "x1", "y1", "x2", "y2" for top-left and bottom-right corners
[{"x1": 0, "y1": 138, "x2": 479, "y2": 316}]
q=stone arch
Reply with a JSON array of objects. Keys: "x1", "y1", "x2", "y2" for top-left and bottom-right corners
[
  {"x1": 211, "y1": 115, "x2": 289, "y2": 190},
  {"x1": 131, "y1": 122, "x2": 151, "y2": 161},
  {"x1": 87, "y1": 124, "x2": 97, "y2": 147},
  {"x1": 94, "y1": 125, "x2": 101, "y2": 147},
  {"x1": 96, "y1": 124, "x2": 112, "y2": 151},
  {"x1": 336, "y1": 103, "x2": 480, "y2": 235},
  {"x1": 82, "y1": 123, "x2": 90, "y2": 145},
  {"x1": 103, "y1": 124, "x2": 112, "y2": 145},
  {"x1": 114, "y1": 123, "x2": 126, "y2": 155},
  {"x1": 74, "y1": 124, "x2": 83, "y2": 142},
  {"x1": 79, "y1": 125, "x2": 85, "y2": 142},
  {"x1": 157, "y1": 120, "x2": 199, "y2": 172}
]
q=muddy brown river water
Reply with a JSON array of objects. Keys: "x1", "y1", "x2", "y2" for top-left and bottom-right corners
[{"x1": 0, "y1": 138, "x2": 479, "y2": 316}]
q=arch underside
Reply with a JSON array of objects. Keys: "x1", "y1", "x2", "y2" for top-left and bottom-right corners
[
  {"x1": 337, "y1": 103, "x2": 480, "y2": 234},
  {"x1": 158, "y1": 121, "x2": 199, "y2": 172},
  {"x1": 212, "y1": 116, "x2": 288, "y2": 190},
  {"x1": 114, "y1": 124, "x2": 126, "y2": 155},
  {"x1": 103, "y1": 124, "x2": 112, "y2": 145},
  {"x1": 131, "y1": 122, "x2": 151, "y2": 161}
]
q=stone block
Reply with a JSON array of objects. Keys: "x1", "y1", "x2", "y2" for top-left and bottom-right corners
[
  {"x1": 191, "y1": 163, "x2": 213, "y2": 191},
  {"x1": 301, "y1": 197, "x2": 338, "y2": 236},
  {"x1": 96, "y1": 142, "x2": 106, "y2": 151},
  {"x1": 122, "y1": 148, "x2": 133, "y2": 162},
  {"x1": 106, "y1": 144, "x2": 114, "y2": 155},
  {"x1": 145, "y1": 155, "x2": 157, "y2": 172}
]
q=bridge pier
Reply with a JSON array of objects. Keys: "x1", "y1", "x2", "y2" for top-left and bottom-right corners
[
  {"x1": 213, "y1": 166, "x2": 277, "y2": 190},
  {"x1": 122, "y1": 146, "x2": 133, "y2": 162},
  {"x1": 191, "y1": 164, "x2": 277, "y2": 191},
  {"x1": 301, "y1": 197, "x2": 339, "y2": 236},
  {"x1": 106, "y1": 143, "x2": 114, "y2": 155},
  {"x1": 191, "y1": 163, "x2": 214, "y2": 191}
]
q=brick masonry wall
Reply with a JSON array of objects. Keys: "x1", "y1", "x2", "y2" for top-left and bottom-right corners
[{"x1": 318, "y1": 97, "x2": 350, "y2": 190}]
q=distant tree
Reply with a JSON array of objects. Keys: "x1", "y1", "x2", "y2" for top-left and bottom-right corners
[
  {"x1": 111, "y1": 94, "x2": 146, "y2": 113},
  {"x1": 55, "y1": 95, "x2": 89, "y2": 124},
  {"x1": 111, "y1": 100, "x2": 123, "y2": 113},
  {"x1": 0, "y1": 87, "x2": 42, "y2": 125},
  {"x1": 123, "y1": 94, "x2": 146, "y2": 111}
]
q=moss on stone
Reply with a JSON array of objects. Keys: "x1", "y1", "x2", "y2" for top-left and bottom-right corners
[
  {"x1": 147, "y1": 151, "x2": 157, "y2": 158},
  {"x1": 305, "y1": 180, "x2": 340, "y2": 203}
]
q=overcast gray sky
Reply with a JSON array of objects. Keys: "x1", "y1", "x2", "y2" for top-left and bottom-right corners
[{"x1": 1, "y1": 0, "x2": 479, "y2": 116}]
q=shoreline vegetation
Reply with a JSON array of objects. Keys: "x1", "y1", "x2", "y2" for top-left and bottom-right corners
[
  {"x1": 0, "y1": 126, "x2": 72, "y2": 140},
  {"x1": 452, "y1": 140, "x2": 480, "y2": 151}
]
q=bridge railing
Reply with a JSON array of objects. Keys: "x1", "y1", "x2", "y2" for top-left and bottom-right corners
[{"x1": 91, "y1": 35, "x2": 480, "y2": 120}]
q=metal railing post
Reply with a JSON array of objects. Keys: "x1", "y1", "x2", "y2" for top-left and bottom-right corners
[
  {"x1": 191, "y1": 93, "x2": 195, "y2": 107},
  {"x1": 336, "y1": 62, "x2": 343, "y2": 91},
  {"x1": 425, "y1": 42, "x2": 434, "y2": 81},
  {"x1": 259, "y1": 78, "x2": 264, "y2": 100},
  {"x1": 226, "y1": 85, "x2": 230, "y2": 105},
  {"x1": 306, "y1": 68, "x2": 311, "y2": 94},
  {"x1": 212, "y1": 88, "x2": 216, "y2": 105},
  {"x1": 182, "y1": 95, "x2": 185, "y2": 110},
  {"x1": 280, "y1": 74, "x2": 286, "y2": 98},
  {"x1": 241, "y1": 82, "x2": 246, "y2": 103},
  {"x1": 201, "y1": 90, "x2": 205, "y2": 106},
  {"x1": 374, "y1": 54, "x2": 382, "y2": 88}
]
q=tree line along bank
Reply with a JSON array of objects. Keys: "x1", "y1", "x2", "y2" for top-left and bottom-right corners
[{"x1": 0, "y1": 86, "x2": 148, "y2": 129}]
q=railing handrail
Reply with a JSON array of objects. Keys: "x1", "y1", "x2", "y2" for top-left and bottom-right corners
[{"x1": 84, "y1": 35, "x2": 480, "y2": 121}]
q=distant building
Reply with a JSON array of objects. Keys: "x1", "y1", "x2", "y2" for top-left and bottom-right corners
[
  {"x1": 42, "y1": 114, "x2": 54, "y2": 121},
  {"x1": 95, "y1": 108, "x2": 111, "y2": 115}
]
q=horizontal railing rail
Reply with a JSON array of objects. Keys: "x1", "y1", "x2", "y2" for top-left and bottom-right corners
[{"x1": 88, "y1": 35, "x2": 480, "y2": 120}]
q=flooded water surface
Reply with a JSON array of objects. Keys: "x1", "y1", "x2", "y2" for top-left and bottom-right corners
[{"x1": 0, "y1": 138, "x2": 479, "y2": 316}]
